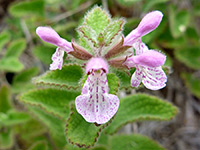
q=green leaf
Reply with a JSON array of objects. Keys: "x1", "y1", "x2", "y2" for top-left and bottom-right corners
[
  {"x1": 107, "y1": 73, "x2": 119, "y2": 95},
  {"x1": 12, "y1": 67, "x2": 39, "y2": 93},
  {"x1": 66, "y1": 104, "x2": 107, "y2": 148},
  {"x1": 33, "y1": 64, "x2": 83, "y2": 89},
  {"x1": 0, "y1": 57, "x2": 24, "y2": 72},
  {"x1": 14, "y1": 67, "x2": 39, "y2": 83},
  {"x1": 105, "y1": 94, "x2": 178, "y2": 134},
  {"x1": 15, "y1": 119, "x2": 47, "y2": 142},
  {"x1": 83, "y1": 7, "x2": 110, "y2": 35},
  {"x1": 116, "y1": 0, "x2": 142, "y2": 7},
  {"x1": 0, "y1": 30, "x2": 10, "y2": 51},
  {"x1": 78, "y1": 26, "x2": 98, "y2": 46},
  {"x1": 19, "y1": 88, "x2": 80, "y2": 118},
  {"x1": 143, "y1": 0, "x2": 169, "y2": 12},
  {"x1": 33, "y1": 45, "x2": 55, "y2": 64},
  {"x1": 169, "y1": 5, "x2": 190, "y2": 38},
  {"x1": 111, "y1": 69, "x2": 131, "y2": 89},
  {"x1": 79, "y1": 37, "x2": 94, "y2": 55},
  {"x1": 102, "y1": 19, "x2": 125, "y2": 46},
  {"x1": 175, "y1": 46, "x2": 200, "y2": 70},
  {"x1": 181, "y1": 73, "x2": 200, "y2": 98},
  {"x1": 0, "y1": 128, "x2": 14, "y2": 149},
  {"x1": 28, "y1": 141, "x2": 48, "y2": 150},
  {"x1": 28, "y1": 106, "x2": 66, "y2": 148},
  {"x1": 0, "y1": 110, "x2": 30, "y2": 126},
  {"x1": 5, "y1": 39, "x2": 26, "y2": 58},
  {"x1": 9, "y1": 0, "x2": 44, "y2": 17},
  {"x1": 110, "y1": 134, "x2": 165, "y2": 150},
  {"x1": 0, "y1": 85, "x2": 11, "y2": 113}
]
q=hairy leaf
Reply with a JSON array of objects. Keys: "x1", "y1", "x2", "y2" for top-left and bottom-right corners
[
  {"x1": 105, "y1": 94, "x2": 178, "y2": 134},
  {"x1": 83, "y1": 7, "x2": 110, "y2": 35},
  {"x1": 110, "y1": 134, "x2": 165, "y2": 150},
  {"x1": 66, "y1": 104, "x2": 108, "y2": 148},
  {"x1": 19, "y1": 88, "x2": 80, "y2": 118},
  {"x1": 107, "y1": 73, "x2": 119, "y2": 95},
  {"x1": 78, "y1": 26, "x2": 98, "y2": 46},
  {"x1": 103, "y1": 19, "x2": 125, "y2": 46},
  {"x1": 33, "y1": 64, "x2": 83, "y2": 89}
]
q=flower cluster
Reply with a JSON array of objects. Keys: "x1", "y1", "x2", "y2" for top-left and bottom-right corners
[{"x1": 36, "y1": 10, "x2": 167, "y2": 124}]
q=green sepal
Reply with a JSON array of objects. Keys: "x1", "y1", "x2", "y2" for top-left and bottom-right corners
[
  {"x1": 33, "y1": 64, "x2": 84, "y2": 90},
  {"x1": 105, "y1": 94, "x2": 178, "y2": 134},
  {"x1": 19, "y1": 88, "x2": 80, "y2": 118}
]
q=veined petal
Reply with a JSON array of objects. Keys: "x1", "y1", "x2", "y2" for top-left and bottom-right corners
[
  {"x1": 131, "y1": 68, "x2": 142, "y2": 88},
  {"x1": 36, "y1": 26, "x2": 73, "y2": 53},
  {"x1": 133, "y1": 39, "x2": 149, "y2": 55},
  {"x1": 86, "y1": 57, "x2": 108, "y2": 74},
  {"x1": 141, "y1": 66, "x2": 167, "y2": 90},
  {"x1": 75, "y1": 70, "x2": 119, "y2": 124},
  {"x1": 49, "y1": 48, "x2": 64, "y2": 70}
]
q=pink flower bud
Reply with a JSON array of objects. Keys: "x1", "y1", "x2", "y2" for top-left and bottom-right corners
[
  {"x1": 36, "y1": 26, "x2": 64, "y2": 47},
  {"x1": 136, "y1": 11, "x2": 163, "y2": 37}
]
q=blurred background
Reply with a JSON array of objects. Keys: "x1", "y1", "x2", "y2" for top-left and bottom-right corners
[{"x1": 0, "y1": 0, "x2": 200, "y2": 150}]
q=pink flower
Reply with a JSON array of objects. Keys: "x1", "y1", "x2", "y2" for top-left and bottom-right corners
[
  {"x1": 36, "y1": 10, "x2": 167, "y2": 124},
  {"x1": 36, "y1": 27, "x2": 73, "y2": 70},
  {"x1": 123, "y1": 11, "x2": 167, "y2": 90},
  {"x1": 76, "y1": 58, "x2": 119, "y2": 124}
]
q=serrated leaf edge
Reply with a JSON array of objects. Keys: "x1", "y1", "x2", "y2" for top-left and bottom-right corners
[
  {"x1": 33, "y1": 63, "x2": 84, "y2": 90},
  {"x1": 106, "y1": 93, "x2": 179, "y2": 135},
  {"x1": 65, "y1": 103, "x2": 112, "y2": 148},
  {"x1": 17, "y1": 88, "x2": 69, "y2": 120}
]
